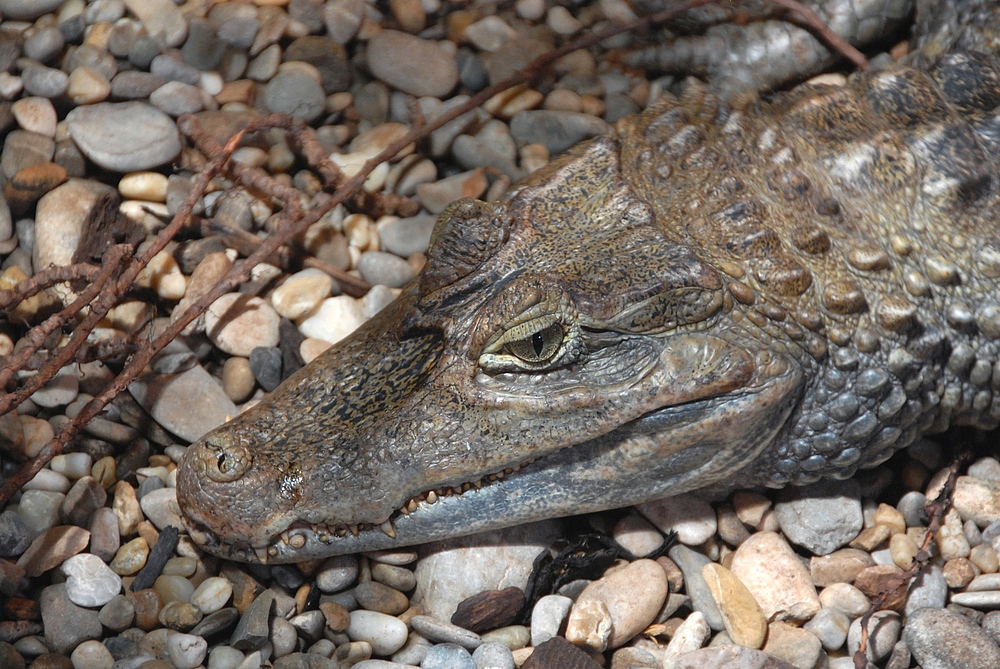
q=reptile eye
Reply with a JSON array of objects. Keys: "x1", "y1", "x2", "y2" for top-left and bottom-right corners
[{"x1": 504, "y1": 323, "x2": 563, "y2": 363}]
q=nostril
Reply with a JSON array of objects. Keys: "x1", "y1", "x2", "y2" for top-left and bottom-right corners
[{"x1": 203, "y1": 436, "x2": 251, "y2": 482}]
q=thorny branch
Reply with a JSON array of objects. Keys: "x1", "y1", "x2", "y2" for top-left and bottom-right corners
[
  {"x1": 852, "y1": 455, "x2": 971, "y2": 669},
  {"x1": 0, "y1": 0, "x2": 869, "y2": 504}
]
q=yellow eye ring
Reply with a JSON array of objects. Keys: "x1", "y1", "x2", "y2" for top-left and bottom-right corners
[{"x1": 503, "y1": 322, "x2": 564, "y2": 363}]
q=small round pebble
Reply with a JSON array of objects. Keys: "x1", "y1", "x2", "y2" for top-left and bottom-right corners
[
  {"x1": 205, "y1": 293, "x2": 281, "y2": 357},
  {"x1": 346, "y1": 610, "x2": 409, "y2": 656},
  {"x1": 62, "y1": 553, "x2": 123, "y2": 608}
]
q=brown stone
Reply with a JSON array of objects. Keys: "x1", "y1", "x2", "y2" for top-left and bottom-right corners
[
  {"x1": 522, "y1": 636, "x2": 602, "y2": 669},
  {"x1": 4, "y1": 161, "x2": 67, "y2": 212},
  {"x1": 854, "y1": 564, "x2": 907, "y2": 612},
  {"x1": 221, "y1": 563, "x2": 264, "y2": 614},
  {"x1": 15, "y1": 526, "x2": 90, "y2": 577},
  {"x1": 451, "y1": 587, "x2": 524, "y2": 633},
  {"x1": 127, "y1": 588, "x2": 163, "y2": 631},
  {"x1": 2, "y1": 597, "x2": 39, "y2": 621},
  {"x1": 943, "y1": 558, "x2": 978, "y2": 589},
  {"x1": 809, "y1": 548, "x2": 875, "y2": 586},
  {"x1": 320, "y1": 601, "x2": 350, "y2": 632}
]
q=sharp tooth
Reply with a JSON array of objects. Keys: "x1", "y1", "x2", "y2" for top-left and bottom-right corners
[
  {"x1": 473, "y1": 480, "x2": 483, "y2": 489},
  {"x1": 399, "y1": 505, "x2": 410, "y2": 515},
  {"x1": 407, "y1": 500, "x2": 418, "y2": 513},
  {"x1": 349, "y1": 524, "x2": 359, "y2": 536},
  {"x1": 379, "y1": 520, "x2": 396, "y2": 538},
  {"x1": 258, "y1": 547, "x2": 272, "y2": 562},
  {"x1": 426, "y1": 490, "x2": 438, "y2": 504},
  {"x1": 461, "y1": 483, "x2": 471, "y2": 492}
]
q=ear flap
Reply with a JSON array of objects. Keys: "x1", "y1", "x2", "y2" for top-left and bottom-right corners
[{"x1": 419, "y1": 198, "x2": 512, "y2": 297}]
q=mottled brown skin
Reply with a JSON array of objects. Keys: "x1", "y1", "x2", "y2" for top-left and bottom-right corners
[{"x1": 177, "y1": 4, "x2": 1000, "y2": 563}]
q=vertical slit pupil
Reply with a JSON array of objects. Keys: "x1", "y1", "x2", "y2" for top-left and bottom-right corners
[{"x1": 531, "y1": 331, "x2": 545, "y2": 356}]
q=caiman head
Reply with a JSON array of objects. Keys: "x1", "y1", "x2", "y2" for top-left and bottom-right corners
[{"x1": 177, "y1": 127, "x2": 806, "y2": 563}]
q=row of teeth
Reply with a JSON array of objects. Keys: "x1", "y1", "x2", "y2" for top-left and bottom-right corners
[{"x1": 264, "y1": 460, "x2": 537, "y2": 559}]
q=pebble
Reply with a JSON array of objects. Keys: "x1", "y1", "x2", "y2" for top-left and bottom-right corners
[
  {"x1": 810, "y1": 547, "x2": 875, "y2": 586},
  {"x1": 231, "y1": 589, "x2": 273, "y2": 651},
  {"x1": 123, "y1": 0, "x2": 188, "y2": 47},
  {"x1": 70, "y1": 639, "x2": 115, "y2": 669},
  {"x1": 0, "y1": 0, "x2": 65, "y2": 19},
  {"x1": 702, "y1": 562, "x2": 767, "y2": 649},
  {"x1": 421, "y1": 643, "x2": 476, "y2": 669},
  {"x1": 99, "y1": 595, "x2": 135, "y2": 632},
  {"x1": 298, "y1": 295, "x2": 367, "y2": 346},
  {"x1": 773, "y1": 480, "x2": 864, "y2": 555},
  {"x1": 358, "y1": 251, "x2": 417, "y2": 288},
  {"x1": 905, "y1": 565, "x2": 948, "y2": 614},
  {"x1": 205, "y1": 293, "x2": 281, "y2": 357},
  {"x1": 377, "y1": 215, "x2": 435, "y2": 258},
  {"x1": 366, "y1": 31, "x2": 458, "y2": 97},
  {"x1": 764, "y1": 621, "x2": 824, "y2": 669},
  {"x1": 191, "y1": 577, "x2": 233, "y2": 614},
  {"x1": 33, "y1": 178, "x2": 116, "y2": 273},
  {"x1": 16, "y1": 490, "x2": 64, "y2": 538},
  {"x1": 531, "y1": 595, "x2": 573, "y2": 647},
  {"x1": 167, "y1": 633, "x2": 208, "y2": 669},
  {"x1": 508, "y1": 110, "x2": 610, "y2": 154},
  {"x1": 11, "y1": 97, "x2": 58, "y2": 137},
  {"x1": 661, "y1": 612, "x2": 711, "y2": 669},
  {"x1": 847, "y1": 611, "x2": 901, "y2": 662},
  {"x1": 271, "y1": 269, "x2": 335, "y2": 321},
  {"x1": 803, "y1": 606, "x2": 850, "y2": 651},
  {"x1": 667, "y1": 544, "x2": 725, "y2": 631},
  {"x1": 129, "y1": 364, "x2": 238, "y2": 443},
  {"x1": 40, "y1": 583, "x2": 103, "y2": 655},
  {"x1": 729, "y1": 531, "x2": 822, "y2": 623},
  {"x1": 61, "y1": 553, "x2": 123, "y2": 607},
  {"x1": 263, "y1": 70, "x2": 326, "y2": 122},
  {"x1": 0, "y1": 511, "x2": 31, "y2": 558},
  {"x1": 65, "y1": 102, "x2": 181, "y2": 172},
  {"x1": 638, "y1": 494, "x2": 718, "y2": 546},
  {"x1": 17, "y1": 525, "x2": 91, "y2": 577},
  {"x1": 472, "y1": 642, "x2": 516, "y2": 669},
  {"x1": 347, "y1": 610, "x2": 410, "y2": 655}
]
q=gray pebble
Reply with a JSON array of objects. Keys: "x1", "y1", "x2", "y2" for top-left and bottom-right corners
[
  {"x1": 897, "y1": 491, "x2": 928, "y2": 527},
  {"x1": 392, "y1": 632, "x2": 432, "y2": 665},
  {"x1": 358, "y1": 251, "x2": 416, "y2": 289},
  {"x1": 530, "y1": 595, "x2": 572, "y2": 647},
  {"x1": 366, "y1": 30, "x2": 458, "y2": 98},
  {"x1": 410, "y1": 616, "x2": 482, "y2": 650},
  {"x1": 182, "y1": 18, "x2": 226, "y2": 71},
  {"x1": 65, "y1": 45, "x2": 118, "y2": 82},
  {"x1": 129, "y1": 364, "x2": 237, "y2": 443},
  {"x1": 668, "y1": 544, "x2": 725, "y2": 631},
  {"x1": 150, "y1": 81, "x2": 205, "y2": 116},
  {"x1": 509, "y1": 110, "x2": 611, "y2": 155},
  {"x1": 285, "y1": 36, "x2": 351, "y2": 93},
  {"x1": 471, "y1": 641, "x2": 515, "y2": 669},
  {"x1": 0, "y1": 0, "x2": 64, "y2": 20},
  {"x1": 849, "y1": 611, "x2": 900, "y2": 662},
  {"x1": 376, "y1": 215, "x2": 434, "y2": 258},
  {"x1": 129, "y1": 35, "x2": 162, "y2": 70},
  {"x1": 272, "y1": 652, "x2": 338, "y2": 669},
  {"x1": 39, "y1": 583, "x2": 103, "y2": 654},
  {"x1": 905, "y1": 565, "x2": 948, "y2": 614},
  {"x1": 0, "y1": 510, "x2": 31, "y2": 558},
  {"x1": 2, "y1": 130, "x2": 54, "y2": 179},
  {"x1": 249, "y1": 347, "x2": 284, "y2": 392},
  {"x1": 371, "y1": 562, "x2": 417, "y2": 592},
  {"x1": 773, "y1": 479, "x2": 863, "y2": 556},
  {"x1": 316, "y1": 554, "x2": 359, "y2": 593},
  {"x1": 66, "y1": 102, "x2": 182, "y2": 172},
  {"x1": 421, "y1": 643, "x2": 475, "y2": 669},
  {"x1": 231, "y1": 589, "x2": 274, "y2": 651},
  {"x1": 452, "y1": 135, "x2": 522, "y2": 181},
  {"x1": 263, "y1": 70, "x2": 326, "y2": 123},
  {"x1": 191, "y1": 607, "x2": 240, "y2": 638},
  {"x1": 99, "y1": 594, "x2": 135, "y2": 633},
  {"x1": 983, "y1": 610, "x2": 1000, "y2": 644},
  {"x1": 111, "y1": 71, "x2": 168, "y2": 99},
  {"x1": 904, "y1": 607, "x2": 1000, "y2": 669},
  {"x1": 23, "y1": 28, "x2": 64, "y2": 63},
  {"x1": 150, "y1": 54, "x2": 203, "y2": 85},
  {"x1": 218, "y1": 17, "x2": 260, "y2": 50},
  {"x1": 803, "y1": 607, "x2": 850, "y2": 651},
  {"x1": 84, "y1": 0, "x2": 126, "y2": 23}
]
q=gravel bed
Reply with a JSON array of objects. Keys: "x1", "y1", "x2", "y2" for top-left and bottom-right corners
[{"x1": 1, "y1": 1, "x2": 1000, "y2": 669}]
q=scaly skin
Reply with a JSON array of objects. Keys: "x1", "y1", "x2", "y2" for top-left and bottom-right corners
[{"x1": 177, "y1": 2, "x2": 1000, "y2": 563}]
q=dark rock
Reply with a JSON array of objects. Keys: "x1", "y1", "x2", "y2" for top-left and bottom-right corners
[
  {"x1": 522, "y1": 637, "x2": 601, "y2": 669},
  {"x1": 451, "y1": 587, "x2": 525, "y2": 634}
]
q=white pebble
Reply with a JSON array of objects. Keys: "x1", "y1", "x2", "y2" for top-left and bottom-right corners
[{"x1": 346, "y1": 610, "x2": 409, "y2": 656}]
